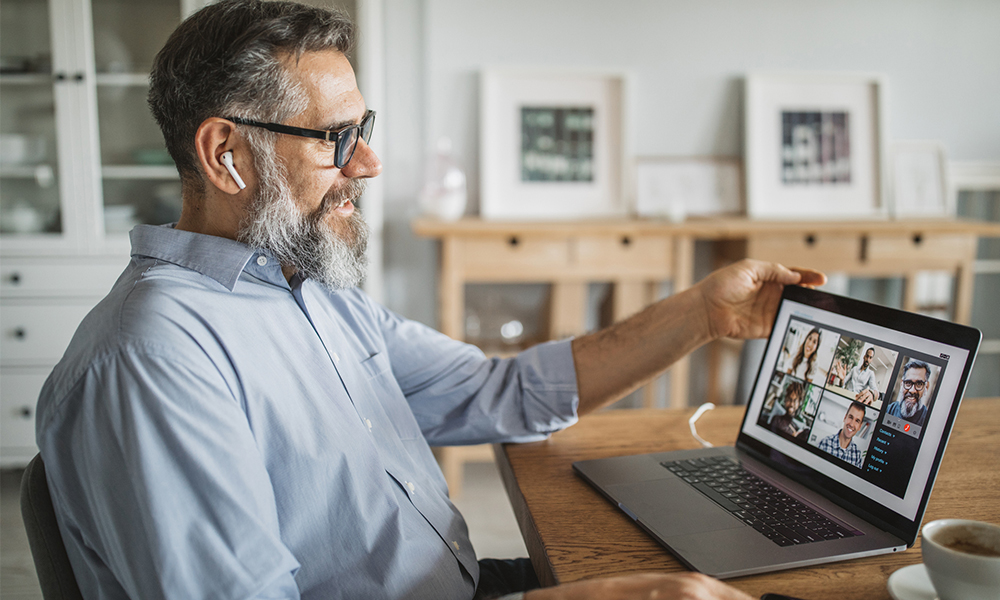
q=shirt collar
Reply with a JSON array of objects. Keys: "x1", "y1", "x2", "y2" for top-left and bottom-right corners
[{"x1": 129, "y1": 224, "x2": 283, "y2": 291}]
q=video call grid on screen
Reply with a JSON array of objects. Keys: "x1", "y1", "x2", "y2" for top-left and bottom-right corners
[{"x1": 741, "y1": 299, "x2": 970, "y2": 521}]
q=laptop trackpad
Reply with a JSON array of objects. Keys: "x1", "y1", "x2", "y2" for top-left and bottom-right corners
[{"x1": 607, "y1": 478, "x2": 743, "y2": 538}]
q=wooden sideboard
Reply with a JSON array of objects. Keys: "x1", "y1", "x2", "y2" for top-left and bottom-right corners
[{"x1": 413, "y1": 216, "x2": 1000, "y2": 495}]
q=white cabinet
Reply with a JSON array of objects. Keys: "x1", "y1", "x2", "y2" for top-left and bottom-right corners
[{"x1": 1, "y1": 0, "x2": 199, "y2": 465}]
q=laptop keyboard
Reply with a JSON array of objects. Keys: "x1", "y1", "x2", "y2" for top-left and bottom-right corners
[{"x1": 661, "y1": 456, "x2": 860, "y2": 547}]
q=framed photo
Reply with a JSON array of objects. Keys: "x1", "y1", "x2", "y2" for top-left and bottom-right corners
[
  {"x1": 889, "y1": 141, "x2": 950, "y2": 218},
  {"x1": 745, "y1": 72, "x2": 887, "y2": 219},
  {"x1": 635, "y1": 157, "x2": 743, "y2": 220},
  {"x1": 480, "y1": 69, "x2": 627, "y2": 220}
]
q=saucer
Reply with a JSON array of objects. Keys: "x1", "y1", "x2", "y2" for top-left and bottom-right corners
[{"x1": 887, "y1": 563, "x2": 938, "y2": 600}]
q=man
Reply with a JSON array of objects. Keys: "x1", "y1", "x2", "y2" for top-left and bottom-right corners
[
  {"x1": 886, "y1": 360, "x2": 932, "y2": 427},
  {"x1": 34, "y1": 2, "x2": 822, "y2": 599},
  {"x1": 817, "y1": 401, "x2": 867, "y2": 469},
  {"x1": 839, "y1": 346, "x2": 879, "y2": 405},
  {"x1": 768, "y1": 381, "x2": 806, "y2": 439}
]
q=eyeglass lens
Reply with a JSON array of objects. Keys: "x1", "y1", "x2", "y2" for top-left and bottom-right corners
[{"x1": 336, "y1": 112, "x2": 376, "y2": 168}]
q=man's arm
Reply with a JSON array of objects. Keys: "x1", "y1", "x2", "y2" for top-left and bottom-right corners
[{"x1": 572, "y1": 259, "x2": 825, "y2": 415}]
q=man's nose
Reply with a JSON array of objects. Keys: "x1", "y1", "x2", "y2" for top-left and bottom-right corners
[{"x1": 342, "y1": 138, "x2": 382, "y2": 179}]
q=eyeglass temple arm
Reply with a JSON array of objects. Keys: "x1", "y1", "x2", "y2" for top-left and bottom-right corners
[{"x1": 228, "y1": 117, "x2": 333, "y2": 142}]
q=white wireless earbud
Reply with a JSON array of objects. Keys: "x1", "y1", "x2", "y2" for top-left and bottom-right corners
[{"x1": 220, "y1": 151, "x2": 246, "y2": 190}]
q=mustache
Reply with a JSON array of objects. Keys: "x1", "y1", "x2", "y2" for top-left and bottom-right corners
[{"x1": 312, "y1": 178, "x2": 367, "y2": 222}]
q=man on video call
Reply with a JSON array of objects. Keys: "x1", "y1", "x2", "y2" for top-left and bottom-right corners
[
  {"x1": 34, "y1": 2, "x2": 824, "y2": 599},
  {"x1": 817, "y1": 401, "x2": 868, "y2": 469},
  {"x1": 886, "y1": 360, "x2": 932, "y2": 427},
  {"x1": 839, "y1": 346, "x2": 879, "y2": 405}
]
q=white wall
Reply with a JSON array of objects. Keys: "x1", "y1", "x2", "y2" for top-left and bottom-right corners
[{"x1": 381, "y1": 0, "x2": 1000, "y2": 325}]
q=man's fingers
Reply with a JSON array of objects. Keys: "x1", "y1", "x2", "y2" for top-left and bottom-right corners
[{"x1": 789, "y1": 267, "x2": 827, "y2": 288}]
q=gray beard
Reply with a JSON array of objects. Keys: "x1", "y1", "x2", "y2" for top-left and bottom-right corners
[
  {"x1": 237, "y1": 151, "x2": 370, "y2": 291},
  {"x1": 900, "y1": 396, "x2": 919, "y2": 418}
]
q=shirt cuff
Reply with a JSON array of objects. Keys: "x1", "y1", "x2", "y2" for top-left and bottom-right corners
[{"x1": 517, "y1": 338, "x2": 580, "y2": 434}]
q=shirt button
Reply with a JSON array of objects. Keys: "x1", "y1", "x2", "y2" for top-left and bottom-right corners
[
  {"x1": 365, "y1": 418, "x2": 372, "y2": 431},
  {"x1": 452, "y1": 541, "x2": 460, "y2": 551},
  {"x1": 256, "y1": 256, "x2": 267, "y2": 266},
  {"x1": 406, "y1": 481, "x2": 416, "y2": 492},
  {"x1": 332, "y1": 352, "x2": 340, "y2": 364}
]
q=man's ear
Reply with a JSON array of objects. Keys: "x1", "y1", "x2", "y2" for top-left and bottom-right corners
[{"x1": 195, "y1": 118, "x2": 249, "y2": 195}]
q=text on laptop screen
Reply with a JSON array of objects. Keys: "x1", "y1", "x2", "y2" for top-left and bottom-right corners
[{"x1": 741, "y1": 299, "x2": 970, "y2": 521}]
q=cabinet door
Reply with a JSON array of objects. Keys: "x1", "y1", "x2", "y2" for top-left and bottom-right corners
[
  {"x1": 0, "y1": 0, "x2": 76, "y2": 249},
  {"x1": 91, "y1": 0, "x2": 185, "y2": 247}
]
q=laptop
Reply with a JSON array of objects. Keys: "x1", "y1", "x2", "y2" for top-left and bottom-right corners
[{"x1": 573, "y1": 285, "x2": 981, "y2": 578}]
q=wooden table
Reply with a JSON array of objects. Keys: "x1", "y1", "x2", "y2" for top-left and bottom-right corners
[{"x1": 495, "y1": 398, "x2": 1000, "y2": 599}]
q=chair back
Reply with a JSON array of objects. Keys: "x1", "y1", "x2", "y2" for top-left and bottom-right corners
[{"x1": 20, "y1": 454, "x2": 84, "y2": 600}]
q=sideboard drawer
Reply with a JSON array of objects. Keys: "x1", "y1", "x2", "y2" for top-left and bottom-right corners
[
  {"x1": 0, "y1": 259, "x2": 125, "y2": 298},
  {"x1": 747, "y1": 233, "x2": 861, "y2": 272},
  {"x1": 0, "y1": 303, "x2": 94, "y2": 364},
  {"x1": 457, "y1": 236, "x2": 571, "y2": 280},
  {"x1": 866, "y1": 233, "x2": 977, "y2": 266},
  {"x1": 574, "y1": 235, "x2": 673, "y2": 279}
]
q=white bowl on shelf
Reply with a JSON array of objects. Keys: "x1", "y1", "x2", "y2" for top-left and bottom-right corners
[{"x1": 0, "y1": 134, "x2": 46, "y2": 166}]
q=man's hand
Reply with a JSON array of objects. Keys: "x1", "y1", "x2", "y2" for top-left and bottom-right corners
[
  {"x1": 833, "y1": 359, "x2": 846, "y2": 381},
  {"x1": 855, "y1": 389, "x2": 876, "y2": 405},
  {"x1": 697, "y1": 260, "x2": 826, "y2": 341},
  {"x1": 523, "y1": 572, "x2": 754, "y2": 600}
]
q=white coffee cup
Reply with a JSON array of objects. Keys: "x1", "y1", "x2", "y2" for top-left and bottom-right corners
[{"x1": 921, "y1": 519, "x2": 1000, "y2": 600}]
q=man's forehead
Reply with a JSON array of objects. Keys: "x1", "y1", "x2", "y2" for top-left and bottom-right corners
[
  {"x1": 904, "y1": 366, "x2": 928, "y2": 379},
  {"x1": 288, "y1": 50, "x2": 365, "y2": 121}
]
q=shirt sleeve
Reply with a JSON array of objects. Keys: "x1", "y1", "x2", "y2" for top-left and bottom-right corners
[
  {"x1": 368, "y1": 301, "x2": 580, "y2": 446},
  {"x1": 36, "y1": 345, "x2": 301, "y2": 600}
]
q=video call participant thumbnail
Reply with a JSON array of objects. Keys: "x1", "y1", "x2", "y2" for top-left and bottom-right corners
[
  {"x1": 886, "y1": 359, "x2": 934, "y2": 428},
  {"x1": 768, "y1": 380, "x2": 807, "y2": 440},
  {"x1": 837, "y1": 346, "x2": 879, "y2": 405},
  {"x1": 817, "y1": 400, "x2": 868, "y2": 469}
]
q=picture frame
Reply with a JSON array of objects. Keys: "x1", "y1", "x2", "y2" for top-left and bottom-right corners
[
  {"x1": 888, "y1": 141, "x2": 950, "y2": 218},
  {"x1": 480, "y1": 69, "x2": 628, "y2": 220},
  {"x1": 745, "y1": 72, "x2": 887, "y2": 220},
  {"x1": 635, "y1": 156, "x2": 743, "y2": 220}
]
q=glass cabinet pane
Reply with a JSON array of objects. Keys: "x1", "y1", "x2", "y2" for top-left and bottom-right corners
[
  {"x1": 92, "y1": 0, "x2": 183, "y2": 233},
  {"x1": 92, "y1": 0, "x2": 180, "y2": 75},
  {"x1": 0, "y1": 0, "x2": 62, "y2": 236}
]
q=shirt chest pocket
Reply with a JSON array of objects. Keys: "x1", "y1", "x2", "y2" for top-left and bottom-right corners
[{"x1": 359, "y1": 351, "x2": 423, "y2": 441}]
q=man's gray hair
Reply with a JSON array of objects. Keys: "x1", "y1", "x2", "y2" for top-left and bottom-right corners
[{"x1": 148, "y1": 0, "x2": 355, "y2": 188}]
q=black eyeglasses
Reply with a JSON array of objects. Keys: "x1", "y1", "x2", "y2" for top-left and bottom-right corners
[
  {"x1": 227, "y1": 110, "x2": 375, "y2": 168},
  {"x1": 902, "y1": 379, "x2": 927, "y2": 391}
]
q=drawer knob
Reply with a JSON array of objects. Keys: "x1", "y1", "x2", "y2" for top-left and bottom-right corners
[
  {"x1": 13, "y1": 327, "x2": 26, "y2": 340},
  {"x1": 508, "y1": 236, "x2": 520, "y2": 247},
  {"x1": 913, "y1": 234, "x2": 923, "y2": 245},
  {"x1": 620, "y1": 236, "x2": 632, "y2": 247},
  {"x1": 20, "y1": 407, "x2": 32, "y2": 419},
  {"x1": 804, "y1": 234, "x2": 817, "y2": 246},
  {"x1": 8, "y1": 272, "x2": 21, "y2": 285}
]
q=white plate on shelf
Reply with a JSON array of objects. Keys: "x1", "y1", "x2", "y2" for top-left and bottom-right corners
[{"x1": 887, "y1": 563, "x2": 938, "y2": 600}]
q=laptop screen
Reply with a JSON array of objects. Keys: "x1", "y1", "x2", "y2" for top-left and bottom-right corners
[{"x1": 738, "y1": 287, "x2": 979, "y2": 526}]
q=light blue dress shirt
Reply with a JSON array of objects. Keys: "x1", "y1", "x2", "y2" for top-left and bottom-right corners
[{"x1": 36, "y1": 224, "x2": 579, "y2": 600}]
